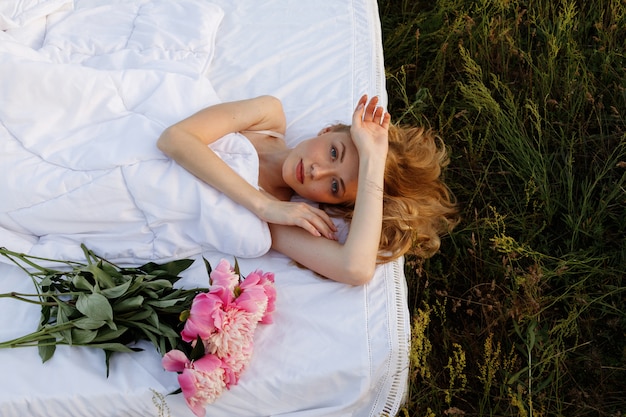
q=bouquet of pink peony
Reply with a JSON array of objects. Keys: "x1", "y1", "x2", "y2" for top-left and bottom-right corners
[
  {"x1": 162, "y1": 259, "x2": 276, "y2": 417},
  {"x1": 0, "y1": 246, "x2": 275, "y2": 417}
]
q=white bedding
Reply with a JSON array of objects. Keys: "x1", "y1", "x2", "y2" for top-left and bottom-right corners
[
  {"x1": 0, "y1": 0, "x2": 270, "y2": 262},
  {"x1": 0, "y1": 1, "x2": 409, "y2": 416}
]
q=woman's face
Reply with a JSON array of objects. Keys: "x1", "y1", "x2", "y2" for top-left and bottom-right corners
[{"x1": 282, "y1": 128, "x2": 359, "y2": 204}]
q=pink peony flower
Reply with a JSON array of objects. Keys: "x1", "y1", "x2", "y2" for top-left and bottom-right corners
[
  {"x1": 238, "y1": 269, "x2": 277, "y2": 324},
  {"x1": 234, "y1": 278, "x2": 268, "y2": 323},
  {"x1": 220, "y1": 342, "x2": 254, "y2": 387},
  {"x1": 180, "y1": 286, "x2": 234, "y2": 343},
  {"x1": 257, "y1": 270, "x2": 276, "y2": 324},
  {"x1": 203, "y1": 305, "x2": 257, "y2": 358},
  {"x1": 162, "y1": 349, "x2": 190, "y2": 373},
  {"x1": 209, "y1": 259, "x2": 239, "y2": 291},
  {"x1": 180, "y1": 292, "x2": 223, "y2": 342},
  {"x1": 162, "y1": 351, "x2": 226, "y2": 417}
]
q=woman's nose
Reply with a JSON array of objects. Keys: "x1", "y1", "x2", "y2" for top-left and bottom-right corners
[{"x1": 311, "y1": 163, "x2": 332, "y2": 179}]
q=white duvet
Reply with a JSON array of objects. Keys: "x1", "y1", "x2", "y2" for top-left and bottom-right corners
[{"x1": 0, "y1": 0, "x2": 271, "y2": 263}]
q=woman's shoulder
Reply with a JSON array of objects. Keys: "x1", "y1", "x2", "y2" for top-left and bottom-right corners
[
  {"x1": 252, "y1": 95, "x2": 287, "y2": 133},
  {"x1": 240, "y1": 95, "x2": 287, "y2": 146}
]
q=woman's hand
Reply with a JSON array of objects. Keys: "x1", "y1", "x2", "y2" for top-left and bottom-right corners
[
  {"x1": 258, "y1": 193, "x2": 338, "y2": 240},
  {"x1": 350, "y1": 95, "x2": 390, "y2": 160}
]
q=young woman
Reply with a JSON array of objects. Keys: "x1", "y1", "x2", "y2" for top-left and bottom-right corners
[{"x1": 158, "y1": 95, "x2": 458, "y2": 285}]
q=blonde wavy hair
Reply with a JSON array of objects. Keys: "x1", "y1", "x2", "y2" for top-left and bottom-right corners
[{"x1": 325, "y1": 123, "x2": 459, "y2": 262}]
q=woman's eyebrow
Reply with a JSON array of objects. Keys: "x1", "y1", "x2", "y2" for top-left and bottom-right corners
[{"x1": 340, "y1": 142, "x2": 346, "y2": 163}]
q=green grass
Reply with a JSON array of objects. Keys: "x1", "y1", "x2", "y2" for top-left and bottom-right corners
[{"x1": 378, "y1": 0, "x2": 626, "y2": 415}]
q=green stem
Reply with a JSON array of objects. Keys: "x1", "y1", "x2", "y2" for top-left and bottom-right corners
[
  {"x1": 79, "y1": 244, "x2": 122, "y2": 271},
  {"x1": 80, "y1": 244, "x2": 94, "y2": 265},
  {"x1": 1, "y1": 249, "x2": 53, "y2": 275},
  {"x1": 1, "y1": 291, "x2": 84, "y2": 298},
  {"x1": 0, "y1": 292, "x2": 59, "y2": 306},
  {"x1": 1, "y1": 247, "x2": 87, "y2": 304},
  {"x1": 0, "y1": 321, "x2": 75, "y2": 349},
  {"x1": 0, "y1": 247, "x2": 84, "y2": 272}
]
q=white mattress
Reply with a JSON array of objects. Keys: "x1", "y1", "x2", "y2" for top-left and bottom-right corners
[{"x1": 0, "y1": 1, "x2": 409, "y2": 416}]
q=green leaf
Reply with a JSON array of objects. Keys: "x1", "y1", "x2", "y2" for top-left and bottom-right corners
[
  {"x1": 507, "y1": 367, "x2": 529, "y2": 385},
  {"x1": 83, "y1": 264, "x2": 116, "y2": 289},
  {"x1": 120, "y1": 307, "x2": 154, "y2": 322},
  {"x1": 88, "y1": 342, "x2": 135, "y2": 353},
  {"x1": 102, "y1": 344, "x2": 143, "y2": 377},
  {"x1": 204, "y1": 257, "x2": 213, "y2": 285},
  {"x1": 146, "y1": 298, "x2": 186, "y2": 308},
  {"x1": 40, "y1": 276, "x2": 53, "y2": 291},
  {"x1": 72, "y1": 274, "x2": 94, "y2": 292},
  {"x1": 126, "y1": 275, "x2": 146, "y2": 294},
  {"x1": 76, "y1": 293, "x2": 113, "y2": 321},
  {"x1": 73, "y1": 317, "x2": 107, "y2": 330},
  {"x1": 112, "y1": 295, "x2": 144, "y2": 312},
  {"x1": 56, "y1": 304, "x2": 72, "y2": 344},
  {"x1": 40, "y1": 304, "x2": 52, "y2": 327},
  {"x1": 56, "y1": 303, "x2": 71, "y2": 325},
  {"x1": 234, "y1": 257, "x2": 241, "y2": 279},
  {"x1": 139, "y1": 259, "x2": 194, "y2": 277},
  {"x1": 146, "y1": 310, "x2": 160, "y2": 330},
  {"x1": 159, "y1": 326, "x2": 179, "y2": 339},
  {"x1": 189, "y1": 335, "x2": 205, "y2": 361},
  {"x1": 70, "y1": 328, "x2": 98, "y2": 344},
  {"x1": 158, "y1": 337, "x2": 166, "y2": 354},
  {"x1": 105, "y1": 350, "x2": 112, "y2": 378},
  {"x1": 160, "y1": 258, "x2": 195, "y2": 276},
  {"x1": 144, "y1": 279, "x2": 174, "y2": 291},
  {"x1": 38, "y1": 338, "x2": 57, "y2": 363},
  {"x1": 58, "y1": 302, "x2": 78, "y2": 319},
  {"x1": 99, "y1": 261, "x2": 124, "y2": 279},
  {"x1": 100, "y1": 279, "x2": 132, "y2": 299},
  {"x1": 143, "y1": 289, "x2": 159, "y2": 299},
  {"x1": 159, "y1": 288, "x2": 202, "y2": 301},
  {"x1": 134, "y1": 321, "x2": 178, "y2": 339},
  {"x1": 92, "y1": 326, "x2": 129, "y2": 343},
  {"x1": 134, "y1": 323, "x2": 160, "y2": 347}
]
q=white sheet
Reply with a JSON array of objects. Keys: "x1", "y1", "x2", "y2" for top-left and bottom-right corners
[{"x1": 0, "y1": 1, "x2": 409, "y2": 416}]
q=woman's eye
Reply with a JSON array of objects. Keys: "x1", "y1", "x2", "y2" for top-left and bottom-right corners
[
  {"x1": 330, "y1": 146, "x2": 337, "y2": 160},
  {"x1": 331, "y1": 179, "x2": 339, "y2": 194}
]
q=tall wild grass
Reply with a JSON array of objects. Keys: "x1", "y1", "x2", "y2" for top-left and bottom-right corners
[{"x1": 378, "y1": 0, "x2": 626, "y2": 415}]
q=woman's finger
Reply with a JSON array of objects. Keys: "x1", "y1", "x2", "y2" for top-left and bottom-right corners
[
  {"x1": 311, "y1": 206, "x2": 337, "y2": 231},
  {"x1": 373, "y1": 106, "x2": 385, "y2": 123},
  {"x1": 285, "y1": 203, "x2": 336, "y2": 239},
  {"x1": 306, "y1": 209, "x2": 337, "y2": 239},
  {"x1": 364, "y1": 96, "x2": 379, "y2": 120},
  {"x1": 381, "y1": 112, "x2": 391, "y2": 129},
  {"x1": 353, "y1": 94, "x2": 367, "y2": 124},
  {"x1": 297, "y1": 217, "x2": 335, "y2": 240}
]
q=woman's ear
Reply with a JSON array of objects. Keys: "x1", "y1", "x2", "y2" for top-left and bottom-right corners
[{"x1": 317, "y1": 126, "x2": 333, "y2": 136}]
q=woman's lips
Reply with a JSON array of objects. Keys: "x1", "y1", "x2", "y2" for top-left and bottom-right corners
[{"x1": 296, "y1": 160, "x2": 304, "y2": 184}]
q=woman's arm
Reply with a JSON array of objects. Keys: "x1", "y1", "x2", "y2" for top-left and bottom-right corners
[
  {"x1": 157, "y1": 96, "x2": 336, "y2": 238},
  {"x1": 270, "y1": 95, "x2": 390, "y2": 285}
]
